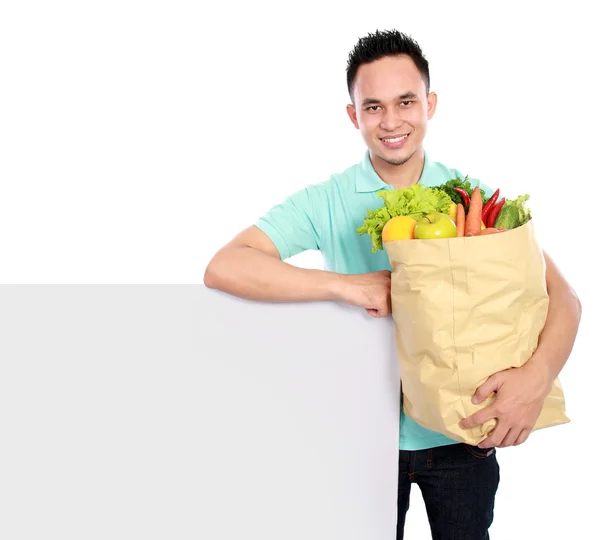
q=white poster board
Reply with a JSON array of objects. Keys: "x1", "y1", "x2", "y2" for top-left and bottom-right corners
[{"x1": 0, "y1": 285, "x2": 401, "y2": 539}]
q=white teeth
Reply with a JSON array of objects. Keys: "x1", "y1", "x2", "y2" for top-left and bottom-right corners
[{"x1": 383, "y1": 135, "x2": 407, "y2": 143}]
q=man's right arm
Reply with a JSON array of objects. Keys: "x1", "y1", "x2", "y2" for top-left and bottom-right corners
[{"x1": 203, "y1": 226, "x2": 392, "y2": 318}]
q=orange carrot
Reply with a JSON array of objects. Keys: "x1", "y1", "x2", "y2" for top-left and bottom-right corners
[
  {"x1": 478, "y1": 227, "x2": 499, "y2": 235},
  {"x1": 464, "y1": 187, "x2": 482, "y2": 236},
  {"x1": 456, "y1": 203, "x2": 465, "y2": 237}
]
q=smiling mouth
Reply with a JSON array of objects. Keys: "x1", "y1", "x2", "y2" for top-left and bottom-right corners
[
  {"x1": 380, "y1": 133, "x2": 410, "y2": 148},
  {"x1": 381, "y1": 134, "x2": 409, "y2": 143}
]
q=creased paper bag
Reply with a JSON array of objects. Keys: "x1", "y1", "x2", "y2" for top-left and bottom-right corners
[{"x1": 384, "y1": 220, "x2": 569, "y2": 446}]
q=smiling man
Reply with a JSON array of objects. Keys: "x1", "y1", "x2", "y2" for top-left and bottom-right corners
[
  {"x1": 346, "y1": 54, "x2": 434, "y2": 187},
  {"x1": 204, "y1": 30, "x2": 581, "y2": 540}
]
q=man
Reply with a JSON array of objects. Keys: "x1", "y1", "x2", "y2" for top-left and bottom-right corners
[{"x1": 204, "y1": 30, "x2": 581, "y2": 540}]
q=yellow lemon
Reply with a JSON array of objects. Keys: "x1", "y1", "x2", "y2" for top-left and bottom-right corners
[
  {"x1": 447, "y1": 202, "x2": 457, "y2": 223},
  {"x1": 382, "y1": 216, "x2": 418, "y2": 242}
]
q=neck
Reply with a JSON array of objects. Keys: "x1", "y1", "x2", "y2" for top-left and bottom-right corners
[{"x1": 370, "y1": 148, "x2": 425, "y2": 189}]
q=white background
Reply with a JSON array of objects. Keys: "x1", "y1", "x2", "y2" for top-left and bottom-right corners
[{"x1": 1, "y1": 1, "x2": 597, "y2": 538}]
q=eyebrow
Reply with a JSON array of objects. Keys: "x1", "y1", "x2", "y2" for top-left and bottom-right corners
[{"x1": 361, "y1": 92, "x2": 418, "y2": 106}]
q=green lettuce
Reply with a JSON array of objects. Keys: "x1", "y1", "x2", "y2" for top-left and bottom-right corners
[
  {"x1": 356, "y1": 185, "x2": 453, "y2": 253},
  {"x1": 507, "y1": 194, "x2": 532, "y2": 226}
]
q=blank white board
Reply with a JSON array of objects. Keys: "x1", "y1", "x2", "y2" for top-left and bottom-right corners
[{"x1": 0, "y1": 285, "x2": 400, "y2": 540}]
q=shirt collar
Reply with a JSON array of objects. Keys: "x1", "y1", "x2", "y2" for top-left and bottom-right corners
[{"x1": 355, "y1": 149, "x2": 432, "y2": 192}]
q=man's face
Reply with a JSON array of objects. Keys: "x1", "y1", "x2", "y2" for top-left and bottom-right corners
[{"x1": 346, "y1": 55, "x2": 437, "y2": 167}]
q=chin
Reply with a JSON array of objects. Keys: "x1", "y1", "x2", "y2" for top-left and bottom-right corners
[{"x1": 378, "y1": 147, "x2": 414, "y2": 166}]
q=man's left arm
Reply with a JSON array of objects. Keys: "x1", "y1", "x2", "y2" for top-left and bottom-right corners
[
  {"x1": 459, "y1": 251, "x2": 582, "y2": 448},
  {"x1": 526, "y1": 252, "x2": 582, "y2": 383}
]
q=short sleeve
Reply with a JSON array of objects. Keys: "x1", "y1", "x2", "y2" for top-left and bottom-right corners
[{"x1": 254, "y1": 186, "x2": 323, "y2": 260}]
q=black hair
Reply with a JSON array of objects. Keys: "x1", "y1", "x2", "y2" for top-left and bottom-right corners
[{"x1": 346, "y1": 30, "x2": 430, "y2": 101}]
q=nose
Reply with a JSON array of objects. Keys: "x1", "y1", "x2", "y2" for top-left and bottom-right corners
[{"x1": 379, "y1": 108, "x2": 404, "y2": 132}]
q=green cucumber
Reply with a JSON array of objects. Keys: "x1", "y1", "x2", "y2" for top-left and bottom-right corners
[{"x1": 493, "y1": 204, "x2": 520, "y2": 229}]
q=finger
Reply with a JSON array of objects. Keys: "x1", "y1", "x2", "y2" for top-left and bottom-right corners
[
  {"x1": 459, "y1": 403, "x2": 497, "y2": 429},
  {"x1": 514, "y1": 429, "x2": 531, "y2": 446},
  {"x1": 372, "y1": 296, "x2": 391, "y2": 318},
  {"x1": 367, "y1": 307, "x2": 388, "y2": 318},
  {"x1": 499, "y1": 427, "x2": 520, "y2": 448},
  {"x1": 472, "y1": 374, "x2": 502, "y2": 404},
  {"x1": 479, "y1": 422, "x2": 510, "y2": 449}
]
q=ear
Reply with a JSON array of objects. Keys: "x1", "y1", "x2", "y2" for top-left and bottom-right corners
[
  {"x1": 427, "y1": 91, "x2": 438, "y2": 120},
  {"x1": 346, "y1": 103, "x2": 359, "y2": 129}
]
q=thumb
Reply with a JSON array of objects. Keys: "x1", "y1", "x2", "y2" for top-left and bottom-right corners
[{"x1": 472, "y1": 374, "x2": 502, "y2": 404}]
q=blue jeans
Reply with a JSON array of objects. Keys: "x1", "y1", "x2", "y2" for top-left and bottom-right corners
[{"x1": 397, "y1": 443, "x2": 500, "y2": 540}]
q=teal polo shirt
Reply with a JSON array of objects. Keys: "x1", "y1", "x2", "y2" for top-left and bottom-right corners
[{"x1": 255, "y1": 149, "x2": 491, "y2": 451}]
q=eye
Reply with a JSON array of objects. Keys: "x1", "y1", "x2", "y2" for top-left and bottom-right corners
[
  {"x1": 366, "y1": 105, "x2": 382, "y2": 112},
  {"x1": 399, "y1": 101, "x2": 413, "y2": 107}
]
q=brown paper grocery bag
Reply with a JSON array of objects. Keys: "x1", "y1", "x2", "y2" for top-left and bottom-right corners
[{"x1": 384, "y1": 220, "x2": 569, "y2": 446}]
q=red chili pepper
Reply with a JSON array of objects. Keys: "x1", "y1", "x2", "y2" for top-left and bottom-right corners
[
  {"x1": 481, "y1": 188, "x2": 500, "y2": 223},
  {"x1": 486, "y1": 198, "x2": 506, "y2": 228},
  {"x1": 453, "y1": 188, "x2": 470, "y2": 207}
]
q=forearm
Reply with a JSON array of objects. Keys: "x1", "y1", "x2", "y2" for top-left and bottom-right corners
[
  {"x1": 528, "y1": 257, "x2": 582, "y2": 384},
  {"x1": 203, "y1": 245, "x2": 342, "y2": 302}
]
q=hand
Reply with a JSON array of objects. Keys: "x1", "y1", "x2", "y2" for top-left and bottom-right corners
[
  {"x1": 459, "y1": 361, "x2": 552, "y2": 448},
  {"x1": 336, "y1": 270, "x2": 392, "y2": 318}
]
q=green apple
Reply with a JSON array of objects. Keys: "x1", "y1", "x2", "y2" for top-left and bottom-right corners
[{"x1": 414, "y1": 212, "x2": 457, "y2": 239}]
